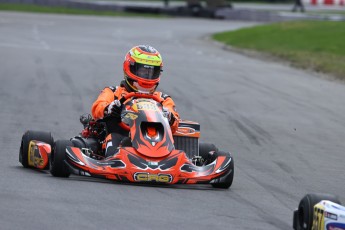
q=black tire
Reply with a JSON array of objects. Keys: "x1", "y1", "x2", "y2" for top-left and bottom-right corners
[
  {"x1": 211, "y1": 151, "x2": 234, "y2": 189},
  {"x1": 199, "y1": 143, "x2": 218, "y2": 160},
  {"x1": 50, "y1": 140, "x2": 72, "y2": 177},
  {"x1": 19, "y1": 130, "x2": 54, "y2": 168},
  {"x1": 296, "y1": 193, "x2": 341, "y2": 230}
]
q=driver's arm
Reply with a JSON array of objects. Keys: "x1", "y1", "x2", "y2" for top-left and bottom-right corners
[
  {"x1": 162, "y1": 97, "x2": 180, "y2": 133},
  {"x1": 91, "y1": 87, "x2": 115, "y2": 120}
]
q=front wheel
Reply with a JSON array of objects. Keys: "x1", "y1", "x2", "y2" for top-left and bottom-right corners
[
  {"x1": 199, "y1": 143, "x2": 218, "y2": 160},
  {"x1": 211, "y1": 151, "x2": 234, "y2": 189},
  {"x1": 50, "y1": 140, "x2": 72, "y2": 177}
]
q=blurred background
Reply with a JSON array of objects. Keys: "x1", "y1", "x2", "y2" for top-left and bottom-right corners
[{"x1": 0, "y1": 1, "x2": 344, "y2": 230}]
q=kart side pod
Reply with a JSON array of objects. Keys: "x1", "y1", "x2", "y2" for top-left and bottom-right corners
[{"x1": 173, "y1": 120, "x2": 200, "y2": 159}]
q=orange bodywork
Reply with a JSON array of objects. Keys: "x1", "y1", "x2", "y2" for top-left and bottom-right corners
[{"x1": 66, "y1": 146, "x2": 232, "y2": 185}]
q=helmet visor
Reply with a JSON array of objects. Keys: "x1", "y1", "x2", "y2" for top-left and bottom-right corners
[{"x1": 130, "y1": 63, "x2": 161, "y2": 80}]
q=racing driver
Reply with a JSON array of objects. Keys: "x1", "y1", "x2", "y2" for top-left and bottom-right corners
[{"x1": 91, "y1": 45, "x2": 180, "y2": 157}]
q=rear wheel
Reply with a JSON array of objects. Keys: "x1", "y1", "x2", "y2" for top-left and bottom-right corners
[
  {"x1": 296, "y1": 193, "x2": 341, "y2": 230},
  {"x1": 50, "y1": 140, "x2": 72, "y2": 177},
  {"x1": 199, "y1": 143, "x2": 218, "y2": 160},
  {"x1": 211, "y1": 151, "x2": 234, "y2": 189},
  {"x1": 19, "y1": 130, "x2": 54, "y2": 168}
]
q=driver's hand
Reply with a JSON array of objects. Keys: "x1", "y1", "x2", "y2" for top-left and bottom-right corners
[
  {"x1": 163, "y1": 107, "x2": 176, "y2": 126},
  {"x1": 105, "y1": 100, "x2": 122, "y2": 118}
]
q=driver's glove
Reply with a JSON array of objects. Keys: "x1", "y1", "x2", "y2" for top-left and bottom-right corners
[
  {"x1": 105, "y1": 100, "x2": 122, "y2": 118},
  {"x1": 163, "y1": 107, "x2": 176, "y2": 126}
]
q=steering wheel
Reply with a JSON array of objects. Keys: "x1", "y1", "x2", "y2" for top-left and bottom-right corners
[
  {"x1": 119, "y1": 92, "x2": 163, "y2": 104},
  {"x1": 118, "y1": 92, "x2": 164, "y2": 131}
]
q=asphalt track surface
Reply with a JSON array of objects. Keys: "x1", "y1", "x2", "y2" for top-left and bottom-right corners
[{"x1": 1, "y1": 12, "x2": 345, "y2": 230}]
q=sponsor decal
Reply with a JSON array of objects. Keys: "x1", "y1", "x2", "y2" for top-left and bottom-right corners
[
  {"x1": 325, "y1": 211, "x2": 338, "y2": 220},
  {"x1": 327, "y1": 223, "x2": 345, "y2": 230},
  {"x1": 96, "y1": 160, "x2": 126, "y2": 168},
  {"x1": 124, "y1": 113, "x2": 138, "y2": 120},
  {"x1": 143, "y1": 64, "x2": 154, "y2": 68},
  {"x1": 134, "y1": 173, "x2": 172, "y2": 183},
  {"x1": 148, "y1": 161, "x2": 158, "y2": 166},
  {"x1": 177, "y1": 127, "x2": 195, "y2": 135},
  {"x1": 136, "y1": 101, "x2": 159, "y2": 111}
]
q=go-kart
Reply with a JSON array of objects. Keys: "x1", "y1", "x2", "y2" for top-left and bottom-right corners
[
  {"x1": 293, "y1": 193, "x2": 345, "y2": 230},
  {"x1": 19, "y1": 92, "x2": 234, "y2": 189}
]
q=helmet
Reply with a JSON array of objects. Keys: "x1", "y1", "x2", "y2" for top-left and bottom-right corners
[{"x1": 123, "y1": 45, "x2": 163, "y2": 93}]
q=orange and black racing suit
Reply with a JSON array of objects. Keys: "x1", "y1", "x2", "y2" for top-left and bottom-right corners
[{"x1": 91, "y1": 81, "x2": 180, "y2": 156}]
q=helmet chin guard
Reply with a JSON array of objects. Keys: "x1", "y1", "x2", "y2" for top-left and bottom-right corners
[{"x1": 132, "y1": 81, "x2": 157, "y2": 93}]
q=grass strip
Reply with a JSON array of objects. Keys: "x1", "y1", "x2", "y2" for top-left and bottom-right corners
[
  {"x1": 213, "y1": 21, "x2": 345, "y2": 80},
  {"x1": 0, "y1": 3, "x2": 166, "y2": 17}
]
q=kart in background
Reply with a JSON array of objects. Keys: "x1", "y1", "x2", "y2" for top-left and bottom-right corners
[
  {"x1": 19, "y1": 92, "x2": 234, "y2": 189},
  {"x1": 293, "y1": 193, "x2": 345, "y2": 230}
]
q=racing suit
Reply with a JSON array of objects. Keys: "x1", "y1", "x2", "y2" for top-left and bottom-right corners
[{"x1": 91, "y1": 81, "x2": 180, "y2": 157}]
